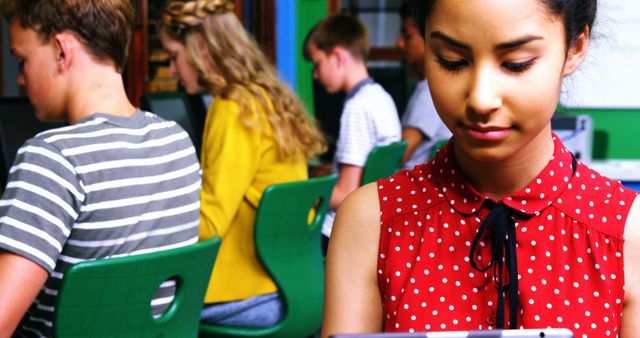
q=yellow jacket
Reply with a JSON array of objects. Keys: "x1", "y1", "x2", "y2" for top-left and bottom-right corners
[{"x1": 199, "y1": 89, "x2": 307, "y2": 303}]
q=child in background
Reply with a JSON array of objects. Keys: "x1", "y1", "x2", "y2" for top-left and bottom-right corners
[
  {"x1": 303, "y1": 14, "x2": 401, "y2": 251},
  {"x1": 160, "y1": 0, "x2": 326, "y2": 327},
  {"x1": 322, "y1": 0, "x2": 640, "y2": 337},
  {"x1": 397, "y1": 0, "x2": 451, "y2": 169}
]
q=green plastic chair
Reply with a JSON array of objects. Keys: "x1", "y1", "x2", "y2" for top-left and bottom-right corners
[
  {"x1": 199, "y1": 175, "x2": 337, "y2": 338},
  {"x1": 360, "y1": 140, "x2": 408, "y2": 185},
  {"x1": 429, "y1": 139, "x2": 449, "y2": 160},
  {"x1": 54, "y1": 238, "x2": 221, "y2": 338}
]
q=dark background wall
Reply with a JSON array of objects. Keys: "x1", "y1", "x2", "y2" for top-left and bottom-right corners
[{"x1": 2, "y1": 19, "x2": 19, "y2": 97}]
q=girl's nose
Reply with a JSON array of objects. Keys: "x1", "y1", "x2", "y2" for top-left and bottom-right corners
[{"x1": 467, "y1": 64, "x2": 502, "y2": 115}]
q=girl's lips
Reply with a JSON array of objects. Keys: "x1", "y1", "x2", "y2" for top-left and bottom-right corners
[{"x1": 464, "y1": 124, "x2": 511, "y2": 141}]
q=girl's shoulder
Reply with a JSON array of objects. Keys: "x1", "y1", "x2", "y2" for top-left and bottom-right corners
[
  {"x1": 377, "y1": 163, "x2": 447, "y2": 222},
  {"x1": 626, "y1": 195, "x2": 640, "y2": 237},
  {"x1": 218, "y1": 84, "x2": 270, "y2": 107},
  {"x1": 557, "y1": 160, "x2": 639, "y2": 238},
  {"x1": 209, "y1": 85, "x2": 269, "y2": 121}
]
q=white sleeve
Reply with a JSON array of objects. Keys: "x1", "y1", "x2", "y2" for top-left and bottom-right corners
[
  {"x1": 335, "y1": 101, "x2": 376, "y2": 167},
  {"x1": 402, "y1": 80, "x2": 442, "y2": 141}
]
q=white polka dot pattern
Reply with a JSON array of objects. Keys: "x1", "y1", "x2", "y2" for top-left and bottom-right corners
[{"x1": 377, "y1": 136, "x2": 637, "y2": 337}]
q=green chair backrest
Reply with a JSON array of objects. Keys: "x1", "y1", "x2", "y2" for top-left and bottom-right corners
[
  {"x1": 54, "y1": 238, "x2": 221, "y2": 338},
  {"x1": 360, "y1": 140, "x2": 408, "y2": 185},
  {"x1": 199, "y1": 175, "x2": 337, "y2": 338},
  {"x1": 429, "y1": 139, "x2": 449, "y2": 160}
]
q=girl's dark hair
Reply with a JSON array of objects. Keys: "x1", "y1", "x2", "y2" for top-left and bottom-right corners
[
  {"x1": 541, "y1": 0, "x2": 597, "y2": 45},
  {"x1": 419, "y1": 0, "x2": 597, "y2": 46},
  {"x1": 400, "y1": 0, "x2": 429, "y2": 38}
]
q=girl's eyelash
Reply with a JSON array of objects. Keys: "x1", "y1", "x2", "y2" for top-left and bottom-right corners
[
  {"x1": 434, "y1": 56, "x2": 537, "y2": 74},
  {"x1": 435, "y1": 57, "x2": 468, "y2": 73},
  {"x1": 503, "y1": 59, "x2": 536, "y2": 72}
]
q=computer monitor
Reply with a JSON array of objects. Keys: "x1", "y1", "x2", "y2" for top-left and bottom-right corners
[
  {"x1": 551, "y1": 114, "x2": 593, "y2": 164},
  {"x1": 0, "y1": 97, "x2": 66, "y2": 188},
  {"x1": 141, "y1": 93, "x2": 202, "y2": 158}
]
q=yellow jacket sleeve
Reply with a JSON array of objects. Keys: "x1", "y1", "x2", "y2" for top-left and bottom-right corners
[{"x1": 199, "y1": 96, "x2": 262, "y2": 240}]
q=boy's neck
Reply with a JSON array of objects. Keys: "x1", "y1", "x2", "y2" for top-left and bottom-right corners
[
  {"x1": 66, "y1": 62, "x2": 136, "y2": 124},
  {"x1": 343, "y1": 62, "x2": 371, "y2": 93}
]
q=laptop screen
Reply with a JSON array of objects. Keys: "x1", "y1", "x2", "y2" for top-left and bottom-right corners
[{"x1": 330, "y1": 328, "x2": 574, "y2": 338}]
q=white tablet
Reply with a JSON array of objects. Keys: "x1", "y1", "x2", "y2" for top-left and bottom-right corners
[{"x1": 330, "y1": 328, "x2": 574, "y2": 338}]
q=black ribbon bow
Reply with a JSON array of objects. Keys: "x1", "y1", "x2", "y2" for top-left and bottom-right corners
[
  {"x1": 469, "y1": 200, "x2": 519, "y2": 329},
  {"x1": 467, "y1": 152, "x2": 577, "y2": 329}
]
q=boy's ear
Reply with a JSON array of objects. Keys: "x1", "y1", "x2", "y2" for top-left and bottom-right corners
[
  {"x1": 332, "y1": 46, "x2": 351, "y2": 67},
  {"x1": 563, "y1": 26, "x2": 589, "y2": 77},
  {"x1": 52, "y1": 32, "x2": 74, "y2": 72}
]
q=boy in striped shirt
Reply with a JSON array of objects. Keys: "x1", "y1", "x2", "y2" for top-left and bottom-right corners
[
  {"x1": 0, "y1": 1, "x2": 201, "y2": 336},
  {"x1": 303, "y1": 14, "x2": 402, "y2": 252}
]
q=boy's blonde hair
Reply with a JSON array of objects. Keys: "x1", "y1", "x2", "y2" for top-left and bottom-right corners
[
  {"x1": 1, "y1": 0, "x2": 134, "y2": 72},
  {"x1": 303, "y1": 13, "x2": 370, "y2": 62},
  {"x1": 161, "y1": 0, "x2": 326, "y2": 160}
]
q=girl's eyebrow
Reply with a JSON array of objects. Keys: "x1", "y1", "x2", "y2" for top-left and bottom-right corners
[
  {"x1": 495, "y1": 35, "x2": 544, "y2": 50},
  {"x1": 430, "y1": 31, "x2": 544, "y2": 51},
  {"x1": 430, "y1": 31, "x2": 470, "y2": 50}
]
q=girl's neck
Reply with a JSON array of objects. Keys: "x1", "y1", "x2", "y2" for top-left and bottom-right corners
[{"x1": 454, "y1": 128, "x2": 555, "y2": 201}]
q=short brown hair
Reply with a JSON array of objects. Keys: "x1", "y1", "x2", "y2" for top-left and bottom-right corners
[
  {"x1": 1, "y1": 0, "x2": 134, "y2": 72},
  {"x1": 303, "y1": 14, "x2": 370, "y2": 62}
]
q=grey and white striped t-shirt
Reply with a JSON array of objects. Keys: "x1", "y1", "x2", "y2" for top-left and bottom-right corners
[{"x1": 0, "y1": 110, "x2": 201, "y2": 337}]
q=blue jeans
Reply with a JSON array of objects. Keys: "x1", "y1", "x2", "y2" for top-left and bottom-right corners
[{"x1": 201, "y1": 292, "x2": 284, "y2": 327}]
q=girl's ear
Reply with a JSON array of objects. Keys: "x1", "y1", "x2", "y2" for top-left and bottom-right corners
[{"x1": 562, "y1": 26, "x2": 589, "y2": 77}]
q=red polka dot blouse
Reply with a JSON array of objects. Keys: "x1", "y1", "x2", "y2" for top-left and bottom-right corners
[{"x1": 377, "y1": 135, "x2": 637, "y2": 337}]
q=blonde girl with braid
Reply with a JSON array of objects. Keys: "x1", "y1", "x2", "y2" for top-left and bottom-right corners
[{"x1": 160, "y1": 0, "x2": 326, "y2": 327}]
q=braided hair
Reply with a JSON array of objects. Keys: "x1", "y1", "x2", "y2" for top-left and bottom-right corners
[
  {"x1": 160, "y1": 0, "x2": 326, "y2": 160},
  {"x1": 161, "y1": 0, "x2": 233, "y2": 39}
]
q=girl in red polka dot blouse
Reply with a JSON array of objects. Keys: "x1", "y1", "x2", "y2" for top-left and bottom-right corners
[{"x1": 321, "y1": 0, "x2": 640, "y2": 337}]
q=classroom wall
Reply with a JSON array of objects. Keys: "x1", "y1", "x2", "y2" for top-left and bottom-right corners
[
  {"x1": 296, "y1": 0, "x2": 327, "y2": 115},
  {"x1": 558, "y1": 108, "x2": 640, "y2": 160},
  {"x1": 276, "y1": 0, "x2": 327, "y2": 116},
  {"x1": 560, "y1": 0, "x2": 640, "y2": 108},
  {"x1": 556, "y1": 0, "x2": 640, "y2": 160},
  {"x1": 1, "y1": 19, "x2": 19, "y2": 97}
]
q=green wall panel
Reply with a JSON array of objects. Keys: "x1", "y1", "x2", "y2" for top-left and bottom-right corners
[
  {"x1": 295, "y1": 0, "x2": 327, "y2": 115},
  {"x1": 557, "y1": 108, "x2": 640, "y2": 159}
]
